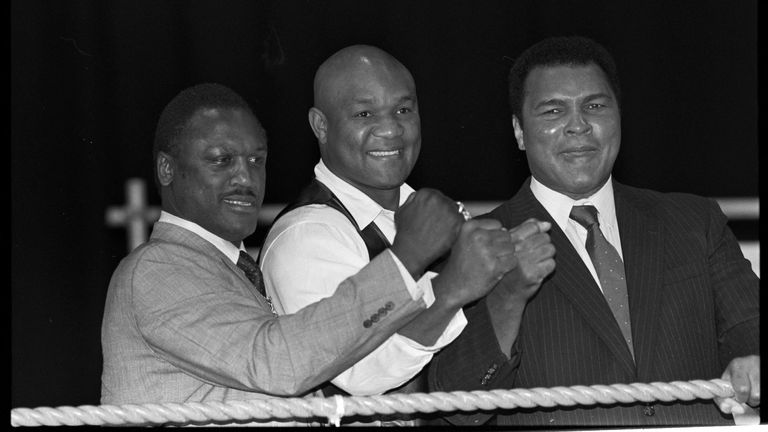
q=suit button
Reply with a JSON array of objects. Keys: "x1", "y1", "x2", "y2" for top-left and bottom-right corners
[
  {"x1": 363, "y1": 319, "x2": 372, "y2": 328},
  {"x1": 378, "y1": 307, "x2": 387, "y2": 315},
  {"x1": 371, "y1": 314, "x2": 379, "y2": 323},
  {"x1": 385, "y1": 301, "x2": 394, "y2": 310},
  {"x1": 480, "y1": 376, "x2": 488, "y2": 385},
  {"x1": 643, "y1": 405, "x2": 655, "y2": 416}
]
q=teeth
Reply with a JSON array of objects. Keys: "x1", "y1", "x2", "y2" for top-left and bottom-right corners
[
  {"x1": 369, "y1": 150, "x2": 400, "y2": 157},
  {"x1": 224, "y1": 199, "x2": 252, "y2": 206}
]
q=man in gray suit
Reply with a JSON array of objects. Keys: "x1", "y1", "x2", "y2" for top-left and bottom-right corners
[{"x1": 100, "y1": 82, "x2": 520, "y2": 426}]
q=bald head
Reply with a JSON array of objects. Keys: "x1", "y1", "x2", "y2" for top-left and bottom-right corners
[
  {"x1": 313, "y1": 45, "x2": 415, "y2": 112},
  {"x1": 307, "y1": 45, "x2": 421, "y2": 211}
]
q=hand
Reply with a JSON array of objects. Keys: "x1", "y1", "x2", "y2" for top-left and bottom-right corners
[
  {"x1": 715, "y1": 355, "x2": 760, "y2": 415},
  {"x1": 491, "y1": 218, "x2": 556, "y2": 305},
  {"x1": 484, "y1": 218, "x2": 555, "y2": 357},
  {"x1": 391, "y1": 188, "x2": 463, "y2": 279},
  {"x1": 431, "y1": 218, "x2": 520, "y2": 309}
]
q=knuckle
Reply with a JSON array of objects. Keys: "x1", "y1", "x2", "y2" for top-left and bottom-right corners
[{"x1": 469, "y1": 229, "x2": 487, "y2": 243}]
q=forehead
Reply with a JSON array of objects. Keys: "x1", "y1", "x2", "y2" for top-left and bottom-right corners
[
  {"x1": 181, "y1": 107, "x2": 266, "y2": 148},
  {"x1": 523, "y1": 63, "x2": 614, "y2": 103},
  {"x1": 332, "y1": 64, "x2": 416, "y2": 104}
]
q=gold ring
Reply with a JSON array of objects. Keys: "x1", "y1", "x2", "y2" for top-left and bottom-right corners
[{"x1": 456, "y1": 201, "x2": 472, "y2": 221}]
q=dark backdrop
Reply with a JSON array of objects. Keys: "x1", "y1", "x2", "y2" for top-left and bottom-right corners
[{"x1": 12, "y1": 0, "x2": 757, "y2": 408}]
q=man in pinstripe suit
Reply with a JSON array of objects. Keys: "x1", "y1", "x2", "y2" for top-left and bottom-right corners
[{"x1": 428, "y1": 36, "x2": 760, "y2": 426}]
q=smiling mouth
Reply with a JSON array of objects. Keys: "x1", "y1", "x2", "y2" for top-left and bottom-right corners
[
  {"x1": 368, "y1": 149, "x2": 402, "y2": 157},
  {"x1": 222, "y1": 198, "x2": 259, "y2": 211}
]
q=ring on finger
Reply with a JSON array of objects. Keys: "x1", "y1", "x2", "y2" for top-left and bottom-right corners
[{"x1": 455, "y1": 201, "x2": 472, "y2": 221}]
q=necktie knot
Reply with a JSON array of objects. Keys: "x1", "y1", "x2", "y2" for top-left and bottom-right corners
[{"x1": 570, "y1": 205, "x2": 599, "y2": 229}]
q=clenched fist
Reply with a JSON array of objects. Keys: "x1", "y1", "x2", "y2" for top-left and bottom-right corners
[
  {"x1": 485, "y1": 218, "x2": 556, "y2": 356},
  {"x1": 391, "y1": 188, "x2": 464, "y2": 279},
  {"x1": 431, "y1": 218, "x2": 520, "y2": 309},
  {"x1": 494, "y1": 218, "x2": 556, "y2": 303}
]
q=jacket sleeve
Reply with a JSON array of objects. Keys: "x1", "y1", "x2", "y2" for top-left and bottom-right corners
[
  {"x1": 702, "y1": 198, "x2": 761, "y2": 366},
  {"x1": 133, "y1": 246, "x2": 425, "y2": 396},
  {"x1": 427, "y1": 297, "x2": 521, "y2": 425}
]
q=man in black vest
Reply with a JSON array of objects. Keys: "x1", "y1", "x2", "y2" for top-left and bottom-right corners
[{"x1": 259, "y1": 45, "x2": 556, "y2": 425}]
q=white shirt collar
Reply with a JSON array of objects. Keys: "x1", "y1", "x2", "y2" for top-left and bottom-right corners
[
  {"x1": 529, "y1": 175, "x2": 617, "y2": 233},
  {"x1": 158, "y1": 211, "x2": 246, "y2": 264},
  {"x1": 314, "y1": 159, "x2": 415, "y2": 229}
]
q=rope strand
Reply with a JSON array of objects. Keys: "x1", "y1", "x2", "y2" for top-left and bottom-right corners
[{"x1": 10, "y1": 379, "x2": 739, "y2": 427}]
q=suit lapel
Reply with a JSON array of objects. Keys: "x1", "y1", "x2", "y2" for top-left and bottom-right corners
[
  {"x1": 151, "y1": 222, "x2": 270, "y2": 304},
  {"x1": 614, "y1": 182, "x2": 665, "y2": 377},
  {"x1": 497, "y1": 182, "x2": 636, "y2": 376}
]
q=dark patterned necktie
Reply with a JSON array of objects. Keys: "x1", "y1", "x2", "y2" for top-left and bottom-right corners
[
  {"x1": 237, "y1": 250, "x2": 277, "y2": 316},
  {"x1": 570, "y1": 205, "x2": 634, "y2": 359},
  {"x1": 237, "y1": 250, "x2": 265, "y2": 295}
]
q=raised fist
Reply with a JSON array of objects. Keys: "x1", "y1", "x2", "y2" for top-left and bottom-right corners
[
  {"x1": 431, "y1": 218, "x2": 520, "y2": 308},
  {"x1": 391, "y1": 188, "x2": 463, "y2": 279},
  {"x1": 494, "y1": 218, "x2": 556, "y2": 304}
]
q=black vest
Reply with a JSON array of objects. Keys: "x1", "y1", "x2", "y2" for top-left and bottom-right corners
[
  {"x1": 269, "y1": 179, "x2": 391, "y2": 260},
  {"x1": 264, "y1": 179, "x2": 428, "y2": 401}
]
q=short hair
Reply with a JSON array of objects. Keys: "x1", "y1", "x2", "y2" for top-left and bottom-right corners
[
  {"x1": 508, "y1": 36, "x2": 622, "y2": 121},
  {"x1": 152, "y1": 82, "x2": 259, "y2": 164}
]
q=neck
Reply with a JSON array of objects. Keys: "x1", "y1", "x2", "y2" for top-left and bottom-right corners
[{"x1": 366, "y1": 188, "x2": 400, "y2": 211}]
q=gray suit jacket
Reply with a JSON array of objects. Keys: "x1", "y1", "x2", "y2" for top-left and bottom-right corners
[{"x1": 101, "y1": 222, "x2": 424, "y2": 420}]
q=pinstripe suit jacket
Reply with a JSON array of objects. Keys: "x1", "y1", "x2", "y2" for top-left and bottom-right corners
[
  {"x1": 101, "y1": 222, "x2": 424, "y2": 425},
  {"x1": 429, "y1": 179, "x2": 759, "y2": 426}
]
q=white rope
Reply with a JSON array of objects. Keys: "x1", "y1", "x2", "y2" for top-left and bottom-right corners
[{"x1": 10, "y1": 379, "x2": 748, "y2": 427}]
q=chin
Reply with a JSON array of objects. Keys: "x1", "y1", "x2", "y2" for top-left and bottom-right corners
[{"x1": 221, "y1": 223, "x2": 258, "y2": 242}]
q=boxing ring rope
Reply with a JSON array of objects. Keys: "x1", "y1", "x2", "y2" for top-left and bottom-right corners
[{"x1": 10, "y1": 378, "x2": 758, "y2": 427}]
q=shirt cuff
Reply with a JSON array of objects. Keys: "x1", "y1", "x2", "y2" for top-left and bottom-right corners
[
  {"x1": 400, "y1": 271, "x2": 468, "y2": 351},
  {"x1": 385, "y1": 254, "x2": 468, "y2": 351},
  {"x1": 386, "y1": 249, "x2": 425, "y2": 302}
]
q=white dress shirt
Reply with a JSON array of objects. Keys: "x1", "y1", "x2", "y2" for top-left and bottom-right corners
[
  {"x1": 260, "y1": 160, "x2": 467, "y2": 395},
  {"x1": 529, "y1": 175, "x2": 624, "y2": 292}
]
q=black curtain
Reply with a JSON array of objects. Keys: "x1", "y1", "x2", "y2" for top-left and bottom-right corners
[{"x1": 12, "y1": 0, "x2": 757, "y2": 408}]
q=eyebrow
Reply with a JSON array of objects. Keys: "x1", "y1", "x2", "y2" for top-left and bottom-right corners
[
  {"x1": 583, "y1": 93, "x2": 614, "y2": 103},
  {"x1": 533, "y1": 98, "x2": 566, "y2": 110},
  {"x1": 350, "y1": 94, "x2": 416, "y2": 106}
]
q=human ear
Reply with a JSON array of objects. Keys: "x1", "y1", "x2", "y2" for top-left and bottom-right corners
[
  {"x1": 157, "y1": 152, "x2": 174, "y2": 186},
  {"x1": 512, "y1": 115, "x2": 525, "y2": 151},
  {"x1": 308, "y1": 107, "x2": 328, "y2": 145}
]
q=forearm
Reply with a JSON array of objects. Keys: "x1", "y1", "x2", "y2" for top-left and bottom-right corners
[
  {"x1": 428, "y1": 298, "x2": 520, "y2": 425},
  {"x1": 486, "y1": 286, "x2": 528, "y2": 358},
  {"x1": 397, "y1": 295, "x2": 460, "y2": 346}
]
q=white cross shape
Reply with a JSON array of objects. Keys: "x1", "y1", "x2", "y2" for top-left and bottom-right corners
[{"x1": 105, "y1": 178, "x2": 160, "y2": 253}]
